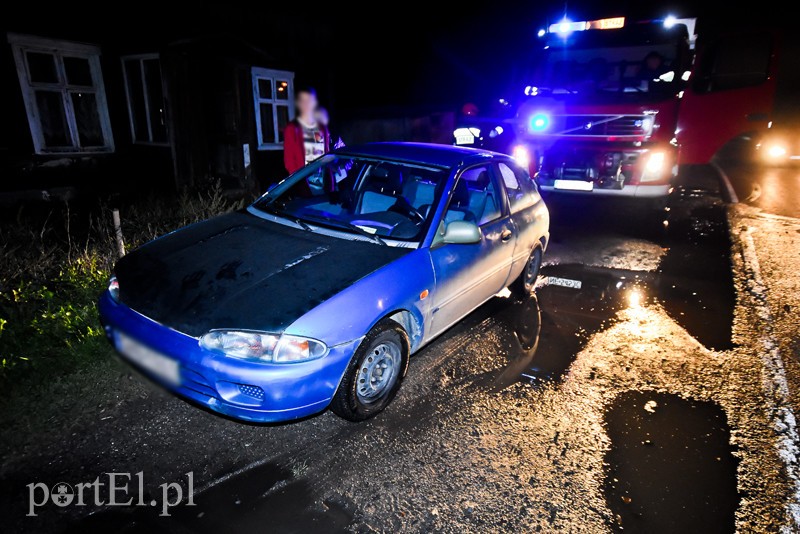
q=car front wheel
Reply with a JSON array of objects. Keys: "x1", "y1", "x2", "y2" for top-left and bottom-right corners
[{"x1": 330, "y1": 319, "x2": 410, "y2": 421}]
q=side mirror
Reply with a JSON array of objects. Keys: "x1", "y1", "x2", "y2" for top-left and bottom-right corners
[{"x1": 442, "y1": 220, "x2": 481, "y2": 245}]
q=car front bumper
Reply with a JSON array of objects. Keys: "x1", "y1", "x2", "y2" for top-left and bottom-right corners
[{"x1": 98, "y1": 291, "x2": 360, "y2": 423}]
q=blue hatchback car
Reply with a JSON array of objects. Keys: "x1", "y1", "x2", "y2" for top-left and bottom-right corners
[{"x1": 99, "y1": 143, "x2": 550, "y2": 422}]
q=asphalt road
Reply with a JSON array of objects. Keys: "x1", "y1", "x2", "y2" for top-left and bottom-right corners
[
  {"x1": 0, "y1": 177, "x2": 794, "y2": 532},
  {"x1": 717, "y1": 160, "x2": 800, "y2": 218}
]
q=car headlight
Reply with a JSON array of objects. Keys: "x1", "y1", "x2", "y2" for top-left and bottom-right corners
[
  {"x1": 199, "y1": 330, "x2": 327, "y2": 363},
  {"x1": 108, "y1": 276, "x2": 120, "y2": 303},
  {"x1": 274, "y1": 335, "x2": 328, "y2": 362}
]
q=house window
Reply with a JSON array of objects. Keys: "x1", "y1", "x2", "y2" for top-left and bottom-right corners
[
  {"x1": 122, "y1": 54, "x2": 168, "y2": 145},
  {"x1": 8, "y1": 33, "x2": 114, "y2": 154},
  {"x1": 251, "y1": 67, "x2": 294, "y2": 150}
]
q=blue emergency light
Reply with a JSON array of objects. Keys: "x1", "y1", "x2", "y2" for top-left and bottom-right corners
[{"x1": 530, "y1": 113, "x2": 549, "y2": 131}]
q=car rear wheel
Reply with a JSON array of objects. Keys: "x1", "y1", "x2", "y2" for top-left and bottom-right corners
[
  {"x1": 330, "y1": 319, "x2": 410, "y2": 421},
  {"x1": 512, "y1": 246, "x2": 543, "y2": 298}
]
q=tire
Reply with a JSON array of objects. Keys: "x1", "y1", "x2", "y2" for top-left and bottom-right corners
[
  {"x1": 511, "y1": 246, "x2": 543, "y2": 298},
  {"x1": 330, "y1": 319, "x2": 410, "y2": 421}
]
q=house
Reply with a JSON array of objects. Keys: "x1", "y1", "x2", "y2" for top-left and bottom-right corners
[{"x1": 1, "y1": 8, "x2": 336, "y2": 199}]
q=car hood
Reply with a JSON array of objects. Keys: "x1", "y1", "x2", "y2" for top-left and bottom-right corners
[{"x1": 114, "y1": 211, "x2": 409, "y2": 337}]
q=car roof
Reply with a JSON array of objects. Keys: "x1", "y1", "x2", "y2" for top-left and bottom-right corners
[{"x1": 334, "y1": 142, "x2": 505, "y2": 168}]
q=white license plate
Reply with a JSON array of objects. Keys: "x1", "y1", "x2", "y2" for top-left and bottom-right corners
[
  {"x1": 116, "y1": 332, "x2": 181, "y2": 386},
  {"x1": 554, "y1": 179, "x2": 593, "y2": 191},
  {"x1": 546, "y1": 276, "x2": 583, "y2": 289},
  {"x1": 455, "y1": 134, "x2": 475, "y2": 145}
]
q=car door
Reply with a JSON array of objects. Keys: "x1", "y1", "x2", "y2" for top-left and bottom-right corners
[
  {"x1": 427, "y1": 164, "x2": 516, "y2": 338},
  {"x1": 496, "y1": 161, "x2": 546, "y2": 281}
]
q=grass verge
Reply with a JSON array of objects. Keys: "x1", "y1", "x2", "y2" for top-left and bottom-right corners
[{"x1": 0, "y1": 185, "x2": 242, "y2": 390}]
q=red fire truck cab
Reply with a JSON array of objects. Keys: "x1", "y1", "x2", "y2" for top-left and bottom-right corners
[{"x1": 458, "y1": 16, "x2": 779, "y2": 204}]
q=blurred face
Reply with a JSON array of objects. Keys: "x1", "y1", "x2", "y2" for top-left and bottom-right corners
[{"x1": 296, "y1": 91, "x2": 318, "y2": 118}]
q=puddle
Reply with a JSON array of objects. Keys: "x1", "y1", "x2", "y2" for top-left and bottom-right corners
[
  {"x1": 543, "y1": 190, "x2": 736, "y2": 351},
  {"x1": 656, "y1": 202, "x2": 735, "y2": 350},
  {"x1": 603, "y1": 391, "x2": 738, "y2": 533},
  {"x1": 485, "y1": 256, "x2": 734, "y2": 389},
  {"x1": 481, "y1": 294, "x2": 542, "y2": 390},
  {"x1": 483, "y1": 265, "x2": 652, "y2": 390},
  {"x1": 64, "y1": 462, "x2": 353, "y2": 533},
  {"x1": 532, "y1": 265, "x2": 645, "y2": 383}
]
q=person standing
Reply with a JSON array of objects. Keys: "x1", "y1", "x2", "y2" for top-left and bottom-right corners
[{"x1": 283, "y1": 87, "x2": 330, "y2": 175}]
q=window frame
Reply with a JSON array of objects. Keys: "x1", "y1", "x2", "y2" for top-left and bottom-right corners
[
  {"x1": 442, "y1": 163, "x2": 508, "y2": 228},
  {"x1": 496, "y1": 161, "x2": 538, "y2": 213},
  {"x1": 8, "y1": 33, "x2": 114, "y2": 155},
  {"x1": 251, "y1": 67, "x2": 295, "y2": 151},
  {"x1": 121, "y1": 53, "x2": 169, "y2": 146}
]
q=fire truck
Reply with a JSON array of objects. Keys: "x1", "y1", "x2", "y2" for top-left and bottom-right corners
[{"x1": 454, "y1": 16, "x2": 779, "y2": 204}]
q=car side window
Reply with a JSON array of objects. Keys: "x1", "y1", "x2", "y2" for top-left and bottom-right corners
[
  {"x1": 497, "y1": 162, "x2": 537, "y2": 212},
  {"x1": 444, "y1": 165, "x2": 502, "y2": 226}
]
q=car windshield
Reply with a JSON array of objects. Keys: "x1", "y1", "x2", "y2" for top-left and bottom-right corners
[{"x1": 253, "y1": 155, "x2": 450, "y2": 243}]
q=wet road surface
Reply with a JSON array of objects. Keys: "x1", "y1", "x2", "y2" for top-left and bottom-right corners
[
  {"x1": 717, "y1": 160, "x2": 800, "y2": 218},
  {"x1": 5, "y1": 176, "x2": 791, "y2": 532},
  {"x1": 603, "y1": 391, "x2": 738, "y2": 533}
]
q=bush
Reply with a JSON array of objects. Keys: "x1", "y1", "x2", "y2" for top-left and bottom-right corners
[{"x1": 0, "y1": 184, "x2": 243, "y2": 381}]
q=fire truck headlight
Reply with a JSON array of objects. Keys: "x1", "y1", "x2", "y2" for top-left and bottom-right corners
[
  {"x1": 513, "y1": 145, "x2": 531, "y2": 169},
  {"x1": 529, "y1": 113, "x2": 549, "y2": 132},
  {"x1": 641, "y1": 151, "x2": 666, "y2": 181},
  {"x1": 645, "y1": 151, "x2": 665, "y2": 173}
]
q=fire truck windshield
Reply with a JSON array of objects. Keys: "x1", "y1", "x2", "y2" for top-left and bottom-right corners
[{"x1": 529, "y1": 25, "x2": 691, "y2": 99}]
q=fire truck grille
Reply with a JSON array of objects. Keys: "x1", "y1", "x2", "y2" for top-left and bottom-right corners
[{"x1": 550, "y1": 115, "x2": 652, "y2": 137}]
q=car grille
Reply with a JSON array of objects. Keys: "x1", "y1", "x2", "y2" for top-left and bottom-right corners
[
  {"x1": 549, "y1": 115, "x2": 653, "y2": 137},
  {"x1": 239, "y1": 384, "x2": 265, "y2": 400}
]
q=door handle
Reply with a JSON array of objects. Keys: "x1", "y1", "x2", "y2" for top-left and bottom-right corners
[{"x1": 501, "y1": 229, "x2": 513, "y2": 242}]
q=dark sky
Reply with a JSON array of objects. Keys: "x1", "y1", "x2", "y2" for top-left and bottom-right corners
[
  {"x1": 319, "y1": 0, "x2": 782, "y2": 110},
  {"x1": 4, "y1": 1, "x2": 787, "y2": 113}
]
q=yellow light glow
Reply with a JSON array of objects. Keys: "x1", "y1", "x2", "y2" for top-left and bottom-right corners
[
  {"x1": 645, "y1": 151, "x2": 665, "y2": 173},
  {"x1": 513, "y1": 145, "x2": 531, "y2": 169},
  {"x1": 767, "y1": 145, "x2": 787, "y2": 158},
  {"x1": 587, "y1": 17, "x2": 625, "y2": 30},
  {"x1": 627, "y1": 289, "x2": 642, "y2": 308}
]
